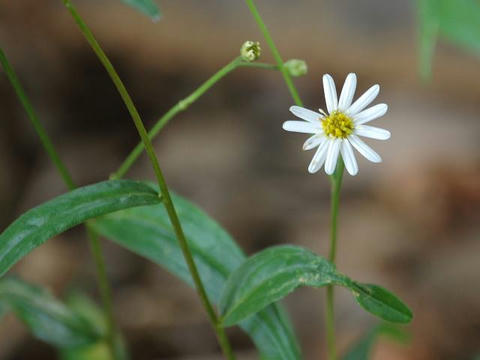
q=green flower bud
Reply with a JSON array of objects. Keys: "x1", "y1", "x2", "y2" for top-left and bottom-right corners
[
  {"x1": 284, "y1": 59, "x2": 308, "y2": 77},
  {"x1": 240, "y1": 41, "x2": 261, "y2": 62}
]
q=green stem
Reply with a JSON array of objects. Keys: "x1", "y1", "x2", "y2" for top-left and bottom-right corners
[
  {"x1": 325, "y1": 286, "x2": 336, "y2": 360},
  {"x1": 325, "y1": 159, "x2": 344, "y2": 360},
  {"x1": 112, "y1": 58, "x2": 278, "y2": 179},
  {"x1": 86, "y1": 223, "x2": 116, "y2": 354},
  {"x1": 328, "y1": 160, "x2": 344, "y2": 263},
  {"x1": 0, "y1": 47, "x2": 117, "y2": 357},
  {"x1": 0, "y1": 48, "x2": 75, "y2": 190},
  {"x1": 244, "y1": 0, "x2": 303, "y2": 107},
  {"x1": 62, "y1": 1, "x2": 235, "y2": 358}
]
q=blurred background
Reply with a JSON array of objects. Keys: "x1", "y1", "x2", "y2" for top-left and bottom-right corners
[{"x1": 1, "y1": 0, "x2": 480, "y2": 359}]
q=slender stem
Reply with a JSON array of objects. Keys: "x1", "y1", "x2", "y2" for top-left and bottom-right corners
[
  {"x1": 85, "y1": 223, "x2": 116, "y2": 354},
  {"x1": 61, "y1": 1, "x2": 236, "y2": 358},
  {"x1": 0, "y1": 46, "x2": 117, "y2": 357},
  {"x1": 328, "y1": 160, "x2": 344, "y2": 263},
  {"x1": 244, "y1": 0, "x2": 303, "y2": 107},
  {"x1": 325, "y1": 159, "x2": 344, "y2": 360},
  {"x1": 112, "y1": 58, "x2": 278, "y2": 179},
  {"x1": 0, "y1": 48, "x2": 75, "y2": 190},
  {"x1": 325, "y1": 286, "x2": 336, "y2": 360}
]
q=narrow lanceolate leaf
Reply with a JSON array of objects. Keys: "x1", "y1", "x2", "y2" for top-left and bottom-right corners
[
  {"x1": 0, "y1": 180, "x2": 161, "y2": 276},
  {"x1": 342, "y1": 323, "x2": 409, "y2": 360},
  {"x1": 219, "y1": 245, "x2": 344, "y2": 326},
  {"x1": 120, "y1": 0, "x2": 161, "y2": 20},
  {"x1": 219, "y1": 245, "x2": 413, "y2": 326},
  {"x1": 93, "y1": 188, "x2": 302, "y2": 360},
  {"x1": 0, "y1": 277, "x2": 101, "y2": 348},
  {"x1": 352, "y1": 284, "x2": 413, "y2": 324}
]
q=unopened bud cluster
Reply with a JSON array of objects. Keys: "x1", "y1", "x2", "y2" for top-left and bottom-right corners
[
  {"x1": 240, "y1": 41, "x2": 261, "y2": 62},
  {"x1": 284, "y1": 59, "x2": 308, "y2": 77}
]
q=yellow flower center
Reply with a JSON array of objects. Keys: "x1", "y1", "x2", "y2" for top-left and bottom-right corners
[{"x1": 321, "y1": 111, "x2": 354, "y2": 138}]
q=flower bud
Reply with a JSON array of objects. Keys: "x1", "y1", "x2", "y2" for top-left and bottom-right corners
[
  {"x1": 284, "y1": 59, "x2": 308, "y2": 77},
  {"x1": 240, "y1": 41, "x2": 261, "y2": 62}
]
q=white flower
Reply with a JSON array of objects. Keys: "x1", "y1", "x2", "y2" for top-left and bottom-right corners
[{"x1": 282, "y1": 73, "x2": 390, "y2": 176}]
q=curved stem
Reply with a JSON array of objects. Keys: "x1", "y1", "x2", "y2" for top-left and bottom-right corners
[
  {"x1": 244, "y1": 0, "x2": 303, "y2": 107},
  {"x1": 0, "y1": 47, "x2": 117, "y2": 357},
  {"x1": 62, "y1": 1, "x2": 235, "y2": 358},
  {"x1": 325, "y1": 159, "x2": 345, "y2": 360}
]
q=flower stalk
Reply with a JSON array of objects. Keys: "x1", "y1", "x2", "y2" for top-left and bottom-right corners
[
  {"x1": 61, "y1": 0, "x2": 235, "y2": 358},
  {"x1": 244, "y1": 0, "x2": 303, "y2": 107},
  {"x1": 241, "y1": 4, "x2": 354, "y2": 359},
  {"x1": 326, "y1": 159, "x2": 345, "y2": 360}
]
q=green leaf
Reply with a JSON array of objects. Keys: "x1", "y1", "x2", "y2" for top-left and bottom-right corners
[
  {"x1": 0, "y1": 277, "x2": 101, "y2": 348},
  {"x1": 218, "y1": 245, "x2": 412, "y2": 326},
  {"x1": 342, "y1": 323, "x2": 409, "y2": 360},
  {"x1": 435, "y1": 0, "x2": 480, "y2": 52},
  {"x1": 120, "y1": 0, "x2": 161, "y2": 20},
  {"x1": 93, "y1": 189, "x2": 302, "y2": 360},
  {"x1": 219, "y1": 245, "x2": 344, "y2": 326},
  {"x1": 353, "y1": 284, "x2": 413, "y2": 324},
  {"x1": 0, "y1": 180, "x2": 161, "y2": 277}
]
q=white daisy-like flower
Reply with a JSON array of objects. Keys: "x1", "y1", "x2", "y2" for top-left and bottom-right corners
[{"x1": 282, "y1": 73, "x2": 390, "y2": 176}]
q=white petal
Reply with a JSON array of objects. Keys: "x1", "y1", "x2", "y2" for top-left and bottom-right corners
[
  {"x1": 346, "y1": 84, "x2": 380, "y2": 116},
  {"x1": 355, "y1": 125, "x2": 391, "y2": 140},
  {"x1": 283, "y1": 121, "x2": 320, "y2": 134},
  {"x1": 338, "y1": 73, "x2": 357, "y2": 111},
  {"x1": 340, "y1": 139, "x2": 358, "y2": 176},
  {"x1": 308, "y1": 138, "x2": 329, "y2": 173},
  {"x1": 353, "y1": 104, "x2": 388, "y2": 125},
  {"x1": 303, "y1": 134, "x2": 325, "y2": 151},
  {"x1": 324, "y1": 138, "x2": 342, "y2": 175},
  {"x1": 323, "y1": 74, "x2": 338, "y2": 114},
  {"x1": 348, "y1": 135, "x2": 382, "y2": 163},
  {"x1": 289, "y1": 105, "x2": 323, "y2": 124}
]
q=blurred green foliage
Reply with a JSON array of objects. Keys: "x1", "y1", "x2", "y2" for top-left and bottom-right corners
[
  {"x1": 0, "y1": 278, "x2": 101, "y2": 349},
  {"x1": 418, "y1": 0, "x2": 480, "y2": 79},
  {"x1": 60, "y1": 292, "x2": 129, "y2": 360},
  {"x1": 120, "y1": 0, "x2": 161, "y2": 20},
  {"x1": 342, "y1": 323, "x2": 410, "y2": 360}
]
